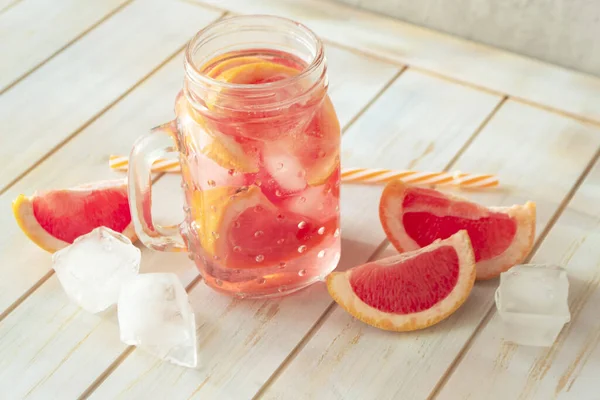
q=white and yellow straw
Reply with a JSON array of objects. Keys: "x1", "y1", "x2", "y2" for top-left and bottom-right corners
[{"x1": 109, "y1": 155, "x2": 498, "y2": 188}]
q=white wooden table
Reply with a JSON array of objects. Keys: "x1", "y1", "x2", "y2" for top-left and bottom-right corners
[{"x1": 2, "y1": 0, "x2": 600, "y2": 399}]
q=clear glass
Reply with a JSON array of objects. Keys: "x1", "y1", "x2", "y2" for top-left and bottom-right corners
[
  {"x1": 128, "y1": 15, "x2": 341, "y2": 298},
  {"x1": 495, "y1": 264, "x2": 570, "y2": 346}
]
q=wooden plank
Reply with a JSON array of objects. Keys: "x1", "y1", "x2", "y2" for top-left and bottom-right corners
[
  {"x1": 0, "y1": 0, "x2": 129, "y2": 92},
  {"x1": 0, "y1": 0, "x2": 222, "y2": 192},
  {"x1": 88, "y1": 71, "x2": 501, "y2": 399},
  {"x1": 0, "y1": 46, "x2": 400, "y2": 398},
  {"x1": 435, "y1": 160, "x2": 600, "y2": 400},
  {"x1": 191, "y1": 0, "x2": 600, "y2": 124},
  {"x1": 261, "y1": 101, "x2": 600, "y2": 399}
]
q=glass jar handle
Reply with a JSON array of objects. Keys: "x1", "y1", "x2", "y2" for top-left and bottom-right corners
[{"x1": 128, "y1": 121, "x2": 187, "y2": 252}]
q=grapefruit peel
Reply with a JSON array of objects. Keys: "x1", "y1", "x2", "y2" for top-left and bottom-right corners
[{"x1": 327, "y1": 231, "x2": 476, "y2": 332}]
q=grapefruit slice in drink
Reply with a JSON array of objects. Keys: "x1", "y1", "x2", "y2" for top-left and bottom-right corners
[
  {"x1": 190, "y1": 185, "x2": 333, "y2": 269},
  {"x1": 175, "y1": 91, "x2": 260, "y2": 174},
  {"x1": 327, "y1": 231, "x2": 476, "y2": 331},
  {"x1": 379, "y1": 180, "x2": 536, "y2": 280},
  {"x1": 12, "y1": 179, "x2": 135, "y2": 252}
]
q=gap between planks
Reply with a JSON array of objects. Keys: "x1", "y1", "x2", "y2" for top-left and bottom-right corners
[
  {"x1": 0, "y1": 0, "x2": 22, "y2": 15},
  {"x1": 427, "y1": 145, "x2": 600, "y2": 400},
  {"x1": 0, "y1": 0, "x2": 135, "y2": 96},
  {"x1": 77, "y1": 64, "x2": 409, "y2": 400},
  {"x1": 251, "y1": 94, "x2": 508, "y2": 399},
  {"x1": 0, "y1": 168, "x2": 167, "y2": 324},
  {"x1": 184, "y1": 0, "x2": 600, "y2": 129},
  {"x1": 0, "y1": 9, "x2": 225, "y2": 197},
  {"x1": 0, "y1": 9, "x2": 231, "y2": 321}
]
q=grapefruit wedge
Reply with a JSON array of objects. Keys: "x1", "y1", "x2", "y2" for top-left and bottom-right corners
[
  {"x1": 12, "y1": 179, "x2": 135, "y2": 252},
  {"x1": 327, "y1": 231, "x2": 475, "y2": 331},
  {"x1": 379, "y1": 180, "x2": 536, "y2": 280}
]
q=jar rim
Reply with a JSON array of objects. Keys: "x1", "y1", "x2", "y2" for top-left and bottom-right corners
[{"x1": 183, "y1": 14, "x2": 325, "y2": 92}]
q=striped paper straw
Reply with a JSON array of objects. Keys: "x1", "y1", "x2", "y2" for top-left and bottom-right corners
[{"x1": 109, "y1": 155, "x2": 498, "y2": 188}]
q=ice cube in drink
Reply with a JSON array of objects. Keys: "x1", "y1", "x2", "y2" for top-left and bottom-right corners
[{"x1": 495, "y1": 264, "x2": 570, "y2": 346}]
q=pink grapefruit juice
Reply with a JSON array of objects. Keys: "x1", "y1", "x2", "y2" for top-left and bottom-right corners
[{"x1": 176, "y1": 49, "x2": 341, "y2": 297}]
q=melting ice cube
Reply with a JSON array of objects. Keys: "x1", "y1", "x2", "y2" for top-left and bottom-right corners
[
  {"x1": 118, "y1": 273, "x2": 197, "y2": 368},
  {"x1": 495, "y1": 264, "x2": 570, "y2": 347},
  {"x1": 52, "y1": 226, "x2": 141, "y2": 313},
  {"x1": 263, "y1": 144, "x2": 307, "y2": 193}
]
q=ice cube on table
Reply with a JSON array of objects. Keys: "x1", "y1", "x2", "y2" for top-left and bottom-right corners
[
  {"x1": 118, "y1": 273, "x2": 197, "y2": 368},
  {"x1": 52, "y1": 226, "x2": 141, "y2": 313},
  {"x1": 495, "y1": 264, "x2": 570, "y2": 347}
]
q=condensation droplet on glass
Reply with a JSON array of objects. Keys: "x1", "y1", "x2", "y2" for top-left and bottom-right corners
[
  {"x1": 298, "y1": 197, "x2": 306, "y2": 204},
  {"x1": 255, "y1": 179, "x2": 262, "y2": 187},
  {"x1": 234, "y1": 221, "x2": 241, "y2": 228},
  {"x1": 255, "y1": 254, "x2": 265, "y2": 263},
  {"x1": 254, "y1": 205, "x2": 263, "y2": 213},
  {"x1": 334, "y1": 228, "x2": 340, "y2": 237},
  {"x1": 298, "y1": 245, "x2": 307, "y2": 253},
  {"x1": 268, "y1": 179, "x2": 275, "y2": 185},
  {"x1": 215, "y1": 279, "x2": 223, "y2": 287},
  {"x1": 213, "y1": 255, "x2": 220, "y2": 261},
  {"x1": 254, "y1": 231, "x2": 264, "y2": 238},
  {"x1": 298, "y1": 269, "x2": 307, "y2": 276},
  {"x1": 183, "y1": 205, "x2": 191, "y2": 213},
  {"x1": 187, "y1": 253, "x2": 195, "y2": 260},
  {"x1": 298, "y1": 221, "x2": 307, "y2": 229},
  {"x1": 318, "y1": 150, "x2": 326, "y2": 158},
  {"x1": 276, "y1": 214, "x2": 285, "y2": 222},
  {"x1": 275, "y1": 189, "x2": 282, "y2": 197},
  {"x1": 278, "y1": 286, "x2": 287, "y2": 293},
  {"x1": 210, "y1": 205, "x2": 216, "y2": 212},
  {"x1": 318, "y1": 226, "x2": 325, "y2": 235},
  {"x1": 278, "y1": 262, "x2": 286, "y2": 269},
  {"x1": 207, "y1": 179, "x2": 216, "y2": 187},
  {"x1": 276, "y1": 162, "x2": 284, "y2": 170},
  {"x1": 211, "y1": 231, "x2": 220, "y2": 239},
  {"x1": 228, "y1": 169, "x2": 235, "y2": 176},
  {"x1": 297, "y1": 170, "x2": 306, "y2": 178},
  {"x1": 257, "y1": 277, "x2": 266, "y2": 284},
  {"x1": 318, "y1": 250, "x2": 326, "y2": 258},
  {"x1": 277, "y1": 238, "x2": 285, "y2": 245},
  {"x1": 335, "y1": 205, "x2": 340, "y2": 212},
  {"x1": 233, "y1": 246, "x2": 242, "y2": 253}
]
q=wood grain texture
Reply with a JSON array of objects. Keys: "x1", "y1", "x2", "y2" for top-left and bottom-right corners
[
  {"x1": 0, "y1": 45, "x2": 400, "y2": 399},
  {"x1": 90, "y1": 70, "x2": 501, "y2": 399},
  {"x1": 192, "y1": 0, "x2": 600, "y2": 123},
  {"x1": 0, "y1": 0, "x2": 129, "y2": 92},
  {"x1": 436, "y1": 160, "x2": 600, "y2": 400},
  {"x1": 0, "y1": 0, "x2": 222, "y2": 192},
  {"x1": 262, "y1": 101, "x2": 600, "y2": 400},
  {"x1": 0, "y1": 53, "x2": 185, "y2": 314}
]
